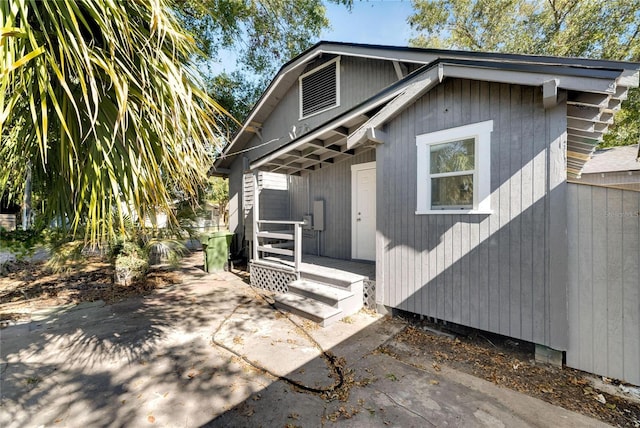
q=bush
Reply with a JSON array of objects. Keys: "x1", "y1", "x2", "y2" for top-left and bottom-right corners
[
  {"x1": 0, "y1": 227, "x2": 44, "y2": 258},
  {"x1": 112, "y1": 240, "x2": 149, "y2": 285}
]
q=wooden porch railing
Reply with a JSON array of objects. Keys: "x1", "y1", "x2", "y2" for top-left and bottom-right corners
[{"x1": 253, "y1": 220, "x2": 304, "y2": 272}]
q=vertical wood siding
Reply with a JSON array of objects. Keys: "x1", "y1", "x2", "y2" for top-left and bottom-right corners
[
  {"x1": 378, "y1": 78, "x2": 567, "y2": 348},
  {"x1": 305, "y1": 151, "x2": 376, "y2": 259},
  {"x1": 245, "y1": 57, "x2": 398, "y2": 163},
  {"x1": 567, "y1": 183, "x2": 640, "y2": 385},
  {"x1": 228, "y1": 56, "x2": 400, "y2": 248}
]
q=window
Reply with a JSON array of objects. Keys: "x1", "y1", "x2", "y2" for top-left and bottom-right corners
[
  {"x1": 299, "y1": 57, "x2": 340, "y2": 118},
  {"x1": 416, "y1": 120, "x2": 493, "y2": 214}
]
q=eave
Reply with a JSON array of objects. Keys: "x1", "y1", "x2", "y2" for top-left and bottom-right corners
[{"x1": 217, "y1": 41, "x2": 640, "y2": 179}]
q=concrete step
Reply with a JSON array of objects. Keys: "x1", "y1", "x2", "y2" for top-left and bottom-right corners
[
  {"x1": 298, "y1": 267, "x2": 364, "y2": 291},
  {"x1": 274, "y1": 293, "x2": 343, "y2": 327},
  {"x1": 288, "y1": 279, "x2": 353, "y2": 308}
]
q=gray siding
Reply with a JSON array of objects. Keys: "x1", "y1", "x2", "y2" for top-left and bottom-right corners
[
  {"x1": 228, "y1": 162, "x2": 244, "y2": 239},
  {"x1": 377, "y1": 78, "x2": 567, "y2": 348},
  {"x1": 242, "y1": 57, "x2": 399, "y2": 163},
  {"x1": 289, "y1": 174, "x2": 309, "y2": 222},
  {"x1": 226, "y1": 56, "x2": 399, "y2": 247},
  {"x1": 302, "y1": 150, "x2": 376, "y2": 259},
  {"x1": 567, "y1": 183, "x2": 640, "y2": 385}
]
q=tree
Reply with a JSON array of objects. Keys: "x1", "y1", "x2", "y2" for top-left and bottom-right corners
[
  {"x1": 1, "y1": 0, "x2": 224, "y2": 244},
  {"x1": 205, "y1": 71, "x2": 261, "y2": 138},
  {"x1": 175, "y1": 0, "x2": 352, "y2": 126},
  {"x1": 408, "y1": 0, "x2": 640, "y2": 146}
]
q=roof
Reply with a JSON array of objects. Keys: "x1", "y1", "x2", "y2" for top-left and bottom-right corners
[
  {"x1": 582, "y1": 145, "x2": 640, "y2": 174},
  {"x1": 214, "y1": 41, "x2": 640, "y2": 178}
]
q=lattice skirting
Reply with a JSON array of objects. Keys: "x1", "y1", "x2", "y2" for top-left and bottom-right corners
[
  {"x1": 363, "y1": 279, "x2": 376, "y2": 308},
  {"x1": 250, "y1": 261, "x2": 297, "y2": 293}
]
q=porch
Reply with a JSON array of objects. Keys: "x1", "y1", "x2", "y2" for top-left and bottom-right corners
[
  {"x1": 248, "y1": 153, "x2": 375, "y2": 326},
  {"x1": 249, "y1": 219, "x2": 375, "y2": 326},
  {"x1": 251, "y1": 257, "x2": 375, "y2": 326}
]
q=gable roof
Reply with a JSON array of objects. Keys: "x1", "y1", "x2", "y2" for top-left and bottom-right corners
[
  {"x1": 214, "y1": 41, "x2": 640, "y2": 178},
  {"x1": 582, "y1": 145, "x2": 640, "y2": 174}
]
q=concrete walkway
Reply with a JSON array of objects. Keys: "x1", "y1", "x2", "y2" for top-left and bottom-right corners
[{"x1": 1, "y1": 253, "x2": 608, "y2": 427}]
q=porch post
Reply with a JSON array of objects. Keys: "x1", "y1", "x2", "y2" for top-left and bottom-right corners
[
  {"x1": 252, "y1": 170, "x2": 259, "y2": 262},
  {"x1": 294, "y1": 223, "x2": 302, "y2": 272}
]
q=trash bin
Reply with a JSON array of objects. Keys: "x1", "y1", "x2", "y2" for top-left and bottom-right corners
[{"x1": 202, "y1": 231, "x2": 234, "y2": 272}]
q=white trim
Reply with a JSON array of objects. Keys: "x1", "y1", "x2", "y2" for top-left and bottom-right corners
[
  {"x1": 351, "y1": 161, "x2": 376, "y2": 261},
  {"x1": 299, "y1": 57, "x2": 341, "y2": 120},
  {"x1": 416, "y1": 120, "x2": 493, "y2": 214}
]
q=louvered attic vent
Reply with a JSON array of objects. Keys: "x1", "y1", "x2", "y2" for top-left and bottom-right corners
[{"x1": 300, "y1": 58, "x2": 339, "y2": 118}]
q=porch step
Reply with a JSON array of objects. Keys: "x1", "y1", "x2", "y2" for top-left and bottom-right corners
[
  {"x1": 299, "y1": 266, "x2": 365, "y2": 291},
  {"x1": 274, "y1": 293, "x2": 343, "y2": 327},
  {"x1": 288, "y1": 279, "x2": 353, "y2": 307}
]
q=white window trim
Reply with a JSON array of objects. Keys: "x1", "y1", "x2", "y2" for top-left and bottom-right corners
[
  {"x1": 299, "y1": 57, "x2": 340, "y2": 120},
  {"x1": 416, "y1": 120, "x2": 493, "y2": 215}
]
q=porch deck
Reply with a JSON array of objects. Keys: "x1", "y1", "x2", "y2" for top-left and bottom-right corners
[{"x1": 263, "y1": 255, "x2": 375, "y2": 280}]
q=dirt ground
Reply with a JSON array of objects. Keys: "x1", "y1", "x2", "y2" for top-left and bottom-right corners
[
  {"x1": 0, "y1": 258, "x2": 179, "y2": 324},
  {"x1": 380, "y1": 317, "x2": 640, "y2": 427},
  {"x1": 1, "y1": 258, "x2": 639, "y2": 427}
]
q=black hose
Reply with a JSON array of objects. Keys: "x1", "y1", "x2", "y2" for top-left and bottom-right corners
[{"x1": 210, "y1": 286, "x2": 345, "y2": 395}]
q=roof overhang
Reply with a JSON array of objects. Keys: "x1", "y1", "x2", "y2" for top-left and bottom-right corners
[{"x1": 216, "y1": 41, "x2": 640, "y2": 179}]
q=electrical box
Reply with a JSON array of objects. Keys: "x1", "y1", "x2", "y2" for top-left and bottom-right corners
[
  {"x1": 313, "y1": 200, "x2": 325, "y2": 231},
  {"x1": 303, "y1": 215, "x2": 313, "y2": 230}
]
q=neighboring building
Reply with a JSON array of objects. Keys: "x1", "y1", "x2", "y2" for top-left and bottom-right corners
[
  {"x1": 214, "y1": 42, "x2": 640, "y2": 385},
  {"x1": 577, "y1": 144, "x2": 640, "y2": 191}
]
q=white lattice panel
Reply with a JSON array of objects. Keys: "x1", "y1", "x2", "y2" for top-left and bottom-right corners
[
  {"x1": 363, "y1": 279, "x2": 376, "y2": 308},
  {"x1": 250, "y1": 262, "x2": 296, "y2": 293}
]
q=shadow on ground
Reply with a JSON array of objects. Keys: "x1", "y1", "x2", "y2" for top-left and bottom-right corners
[
  {"x1": 1, "y1": 257, "x2": 279, "y2": 426},
  {"x1": 1, "y1": 253, "x2": 611, "y2": 427}
]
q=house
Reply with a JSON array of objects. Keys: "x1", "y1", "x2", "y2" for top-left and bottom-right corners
[
  {"x1": 214, "y1": 42, "x2": 640, "y2": 385},
  {"x1": 576, "y1": 144, "x2": 640, "y2": 191}
]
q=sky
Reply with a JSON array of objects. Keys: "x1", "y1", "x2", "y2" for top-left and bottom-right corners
[
  {"x1": 320, "y1": 1, "x2": 415, "y2": 46},
  {"x1": 209, "y1": 1, "x2": 415, "y2": 76}
]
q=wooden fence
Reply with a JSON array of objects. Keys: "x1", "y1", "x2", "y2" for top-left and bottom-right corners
[{"x1": 567, "y1": 183, "x2": 640, "y2": 385}]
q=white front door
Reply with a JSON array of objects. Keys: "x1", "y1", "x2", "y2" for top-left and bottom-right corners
[{"x1": 351, "y1": 162, "x2": 376, "y2": 261}]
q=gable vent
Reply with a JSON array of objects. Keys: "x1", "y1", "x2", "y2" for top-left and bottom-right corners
[{"x1": 300, "y1": 58, "x2": 339, "y2": 118}]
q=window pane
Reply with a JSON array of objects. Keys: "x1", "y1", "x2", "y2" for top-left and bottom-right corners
[
  {"x1": 431, "y1": 174, "x2": 474, "y2": 208},
  {"x1": 430, "y1": 138, "x2": 475, "y2": 174}
]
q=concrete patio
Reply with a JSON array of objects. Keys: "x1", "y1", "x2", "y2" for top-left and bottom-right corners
[{"x1": 1, "y1": 252, "x2": 608, "y2": 427}]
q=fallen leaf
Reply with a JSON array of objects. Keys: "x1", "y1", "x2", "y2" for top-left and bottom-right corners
[
  {"x1": 432, "y1": 363, "x2": 441, "y2": 372},
  {"x1": 429, "y1": 379, "x2": 440, "y2": 385},
  {"x1": 595, "y1": 394, "x2": 606, "y2": 404},
  {"x1": 385, "y1": 373, "x2": 398, "y2": 381},
  {"x1": 148, "y1": 415, "x2": 155, "y2": 423}
]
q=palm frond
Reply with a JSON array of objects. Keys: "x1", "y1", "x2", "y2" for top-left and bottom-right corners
[{"x1": 1, "y1": 0, "x2": 226, "y2": 245}]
